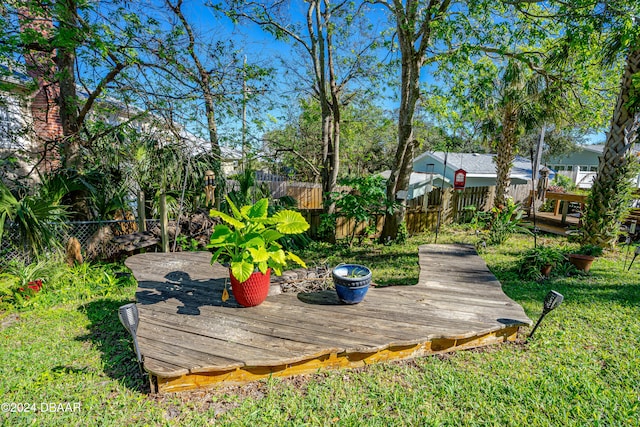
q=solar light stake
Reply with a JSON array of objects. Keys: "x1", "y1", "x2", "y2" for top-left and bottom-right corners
[
  {"x1": 628, "y1": 246, "x2": 640, "y2": 271},
  {"x1": 528, "y1": 290, "x2": 564, "y2": 338},
  {"x1": 118, "y1": 303, "x2": 143, "y2": 366}
]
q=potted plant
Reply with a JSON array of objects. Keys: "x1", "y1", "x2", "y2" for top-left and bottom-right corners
[
  {"x1": 208, "y1": 196, "x2": 310, "y2": 307},
  {"x1": 567, "y1": 244, "x2": 603, "y2": 273},
  {"x1": 517, "y1": 246, "x2": 564, "y2": 280},
  {"x1": 331, "y1": 264, "x2": 372, "y2": 304}
]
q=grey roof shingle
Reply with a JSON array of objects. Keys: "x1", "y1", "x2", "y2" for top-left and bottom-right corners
[{"x1": 424, "y1": 152, "x2": 532, "y2": 178}]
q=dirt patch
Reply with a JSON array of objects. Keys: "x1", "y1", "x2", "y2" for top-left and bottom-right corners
[
  {"x1": 150, "y1": 380, "x2": 271, "y2": 418},
  {"x1": 0, "y1": 313, "x2": 19, "y2": 330}
]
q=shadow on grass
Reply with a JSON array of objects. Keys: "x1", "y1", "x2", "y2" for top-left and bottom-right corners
[{"x1": 77, "y1": 298, "x2": 149, "y2": 394}]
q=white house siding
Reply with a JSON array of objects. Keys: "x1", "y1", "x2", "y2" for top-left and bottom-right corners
[{"x1": 0, "y1": 91, "x2": 31, "y2": 150}]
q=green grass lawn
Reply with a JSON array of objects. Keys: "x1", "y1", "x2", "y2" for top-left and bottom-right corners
[{"x1": 1, "y1": 229, "x2": 639, "y2": 426}]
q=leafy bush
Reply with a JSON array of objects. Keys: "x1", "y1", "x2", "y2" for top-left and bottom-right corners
[
  {"x1": 548, "y1": 173, "x2": 577, "y2": 192},
  {"x1": 317, "y1": 214, "x2": 337, "y2": 241},
  {"x1": 487, "y1": 198, "x2": 530, "y2": 245},
  {"x1": 0, "y1": 258, "x2": 134, "y2": 313},
  {"x1": 574, "y1": 244, "x2": 603, "y2": 257},
  {"x1": 395, "y1": 221, "x2": 408, "y2": 244},
  {"x1": 0, "y1": 181, "x2": 70, "y2": 257},
  {"x1": 457, "y1": 205, "x2": 492, "y2": 229},
  {"x1": 176, "y1": 235, "x2": 200, "y2": 252},
  {"x1": 517, "y1": 246, "x2": 565, "y2": 280},
  {"x1": 327, "y1": 175, "x2": 398, "y2": 246}
]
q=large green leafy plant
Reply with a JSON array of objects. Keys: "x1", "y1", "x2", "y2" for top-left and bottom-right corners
[
  {"x1": 487, "y1": 197, "x2": 530, "y2": 245},
  {"x1": 0, "y1": 181, "x2": 69, "y2": 258},
  {"x1": 208, "y1": 197, "x2": 309, "y2": 282}
]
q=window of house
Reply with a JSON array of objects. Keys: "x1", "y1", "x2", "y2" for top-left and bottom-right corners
[
  {"x1": 589, "y1": 166, "x2": 598, "y2": 171},
  {"x1": 566, "y1": 165, "x2": 573, "y2": 171},
  {"x1": 0, "y1": 104, "x2": 13, "y2": 149},
  {"x1": 0, "y1": 95, "x2": 27, "y2": 151}
]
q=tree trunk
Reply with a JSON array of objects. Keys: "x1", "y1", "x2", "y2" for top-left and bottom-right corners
[
  {"x1": 55, "y1": 0, "x2": 94, "y2": 219},
  {"x1": 380, "y1": 45, "x2": 421, "y2": 241},
  {"x1": 168, "y1": 0, "x2": 222, "y2": 206},
  {"x1": 320, "y1": 102, "x2": 336, "y2": 215},
  {"x1": 494, "y1": 102, "x2": 518, "y2": 209},
  {"x1": 53, "y1": 0, "x2": 81, "y2": 170},
  {"x1": 582, "y1": 48, "x2": 640, "y2": 248}
]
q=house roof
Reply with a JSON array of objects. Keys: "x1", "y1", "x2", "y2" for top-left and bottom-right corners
[
  {"x1": 571, "y1": 144, "x2": 639, "y2": 155},
  {"x1": 0, "y1": 64, "x2": 31, "y2": 86},
  {"x1": 582, "y1": 144, "x2": 604, "y2": 154},
  {"x1": 415, "y1": 151, "x2": 533, "y2": 180},
  {"x1": 378, "y1": 170, "x2": 446, "y2": 200},
  {"x1": 378, "y1": 170, "x2": 445, "y2": 185}
]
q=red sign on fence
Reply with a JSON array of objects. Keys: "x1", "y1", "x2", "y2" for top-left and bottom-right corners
[{"x1": 454, "y1": 169, "x2": 467, "y2": 191}]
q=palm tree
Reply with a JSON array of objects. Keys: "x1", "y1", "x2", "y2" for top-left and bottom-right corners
[
  {"x1": 0, "y1": 181, "x2": 70, "y2": 258},
  {"x1": 581, "y1": 47, "x2": 640, "y2": 247},
  {"x1": 475, "y1": 60, "x2": 550, "y2": 208}
]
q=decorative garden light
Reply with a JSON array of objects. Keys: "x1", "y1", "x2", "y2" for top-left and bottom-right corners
[
  {"x1": 628, "y1": 245, "x2": 640, "y2": 271},
  {"x1": 204, "y1": 170, "x2": 216, "y2": 206},
  {"x1": 528, "y1": 290, "x2": 564, "y2": 338},
  {"x1": 118, "y1": 303, "x2": 142, "y2": 365}
]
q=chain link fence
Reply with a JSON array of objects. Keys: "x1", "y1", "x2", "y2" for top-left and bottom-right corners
[{"x1": 1, "y1": 219, "x2": 160, "y2": 265}]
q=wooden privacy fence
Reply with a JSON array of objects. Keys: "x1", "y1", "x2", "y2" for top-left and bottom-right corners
[
  {"x1": 300, "y1": 183, "x2": 531, "y2": 238},
  {"x1": 227, "y1": 178, "x2": 339, "y2": 210}
]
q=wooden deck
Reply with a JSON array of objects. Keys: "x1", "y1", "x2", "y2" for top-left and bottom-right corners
[
  {"x1": 526, "y1": 211, "x2": 581, "y2": 235},
  {"x1": 125, "y1": 245, "x2": 532, "y2": 393}
]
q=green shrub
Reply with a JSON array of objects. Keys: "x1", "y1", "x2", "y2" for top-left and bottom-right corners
[
  {"x1": 0, "y1": 181, "x2": 70, "y2": 257},
  {"x1": 395, "y1": 221, "x2": 408, "y2": 244},
  {"x1": 574, "y1": 244, "x2": 603, "y2": 257},
  {"x1": 549, "y1": 173, "x2": 577, "y2": 192},
  {"x1": 327, "y1": 175, "x2": 398, "y2": 246},
  {"x1": 0, "y1": 258, "x2": 134, "y2": 313},
  {"x1": 487, "y1": 198, "x2": 530, "y2": 245},
  {"x1": 517, "y1": 246, "x2": 565, "y2": 280}
]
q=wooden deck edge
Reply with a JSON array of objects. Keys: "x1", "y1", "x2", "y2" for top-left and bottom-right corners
[{"x1": 150, "y1": 325, "x2": 522, "y2": 394}]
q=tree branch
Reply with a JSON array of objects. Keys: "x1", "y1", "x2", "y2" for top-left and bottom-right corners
[{"x1": 273, "y1": 147, "x2": 321, "y2": 177}]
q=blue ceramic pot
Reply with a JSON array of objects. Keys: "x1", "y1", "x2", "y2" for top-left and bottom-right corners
[
  {"x1": 335, "y1": 282, "x2": 369, "y2": 304},
  {"x1": 332, "y1": 264, "x2": 372, "y2": 304},
  {"x1": 332, "y1": 264, "x2": 372, "y2": 288}
]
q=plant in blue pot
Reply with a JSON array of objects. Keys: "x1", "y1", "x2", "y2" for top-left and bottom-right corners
[{"x1": 331, "y1": 264, "x2": 372, "y2": 304}]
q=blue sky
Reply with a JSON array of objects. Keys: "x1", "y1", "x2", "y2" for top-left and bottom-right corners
[
  {"x1": 162, "y1": 1, "x2": 402, "y2": 145},
  {"x1": 146, "y1": 1, "x2": 609, "y2": 148}
]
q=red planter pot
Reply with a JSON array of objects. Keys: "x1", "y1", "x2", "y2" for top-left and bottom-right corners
[{"x1": 229, "y1": 268, "x2": 271, "y2": 307}]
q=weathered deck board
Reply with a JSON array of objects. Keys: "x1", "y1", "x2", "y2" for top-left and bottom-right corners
[{"x1": 126, "y1": 245, "x2": 531, "y2": 393}]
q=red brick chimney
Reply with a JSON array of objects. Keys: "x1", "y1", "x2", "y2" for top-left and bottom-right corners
[{"x1": 19, "y1": 5, "x2": 62, "y2": 172}]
